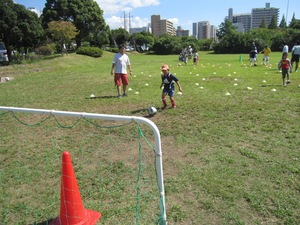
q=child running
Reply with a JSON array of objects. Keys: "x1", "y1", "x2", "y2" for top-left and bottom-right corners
[
  {"x1": 160, "y1": 64, "x2": 182, "y2": 109},
  {"x1": 278, "y1": 52, "x2": 292, "y2": 87}
]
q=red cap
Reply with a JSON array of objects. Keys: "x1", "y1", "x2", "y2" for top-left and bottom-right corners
[{"x1": 161, "y1": 64, "x2": 169, "y2": 71}]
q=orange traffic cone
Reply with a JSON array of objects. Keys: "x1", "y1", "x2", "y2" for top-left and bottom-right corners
[{"x1": 50, "y1": 151, "x2": 101, "y2": 225}]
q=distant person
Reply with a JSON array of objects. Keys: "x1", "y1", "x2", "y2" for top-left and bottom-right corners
[
  {"x1": 259, "y1": 45, "x2": 271, "y2": 66},
  {"x1": 291, "y1": 41, "x2": 300, "y2": 72},
  {"x1": 160, "y1": 64, "x2": 182, "y2": 109},
  {"x1": 183, "y1": 53, "x2": 188, "y2": 65},
  {"x1": 193, "y1": 50, "x2": 199, "y2": 66},
  {"x1": 62, "y1": 44, "x2": 68, "y2": 55},
  {"x1": 111, "y1": 44, "x2": 132, "y2": 98},
  {"x1": 278, "y1": 52, "x2": 292, "y2": 87},
  {"x1": 251, "y1": 42, "x2": 258, "y2": 53},
  {"x1": 282, "y1": 41, "x2": 289, "y2": 58},
  {"x1": 249, "y1": 42, "x2": 258, "y2": 66}
]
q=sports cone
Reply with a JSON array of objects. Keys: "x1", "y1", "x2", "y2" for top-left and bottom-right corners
[
  {"x1": 239, "y1": 54, "x2": 243, "y2": 62},
  {"x1": 50, "y1": 151, "x2": 101, "y2": 225}
]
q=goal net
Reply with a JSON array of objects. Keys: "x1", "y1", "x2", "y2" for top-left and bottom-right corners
[{"x1": 0, "y1": 106, "x2": 167, "y2": 225}]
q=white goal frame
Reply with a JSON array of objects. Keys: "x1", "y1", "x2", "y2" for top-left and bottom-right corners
[{"x1": 0, "y1": 106, "x2": 167, "y2": 224}]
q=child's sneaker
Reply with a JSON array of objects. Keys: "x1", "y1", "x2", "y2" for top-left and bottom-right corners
[
  {"x1": 162, "y1": 105, "x2": 167, "y2": 110},
  {"x1": 286, "y1": 80, "x2": 291, "y2": 84},
  {"x1": 172, "y1": 105, "x2": 177, "y2": 109}
]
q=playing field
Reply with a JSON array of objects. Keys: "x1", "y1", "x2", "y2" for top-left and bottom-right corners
[{"x1": 0, "y1": 51, "x2": 299, "y2": 224}]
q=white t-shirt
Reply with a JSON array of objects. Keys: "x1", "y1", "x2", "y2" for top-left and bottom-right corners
[
  {"x1": 283, "y1": 45, "x2": 289, "y2": 53},
  {"x1": 292, "y1": 45, "x2": 300, "y2": 55},
  {"x1": 112, "y1": 53, "x2": 130, "y2": 74}
]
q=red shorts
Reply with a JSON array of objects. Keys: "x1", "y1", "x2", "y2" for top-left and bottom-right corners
[{"x1": 114, "y1": 73, "x2": 129, "y2": 86}]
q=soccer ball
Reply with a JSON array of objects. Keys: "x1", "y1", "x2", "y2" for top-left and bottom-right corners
[{"x1": 147, "y1": 107, "x2": 157, "y2": 116}]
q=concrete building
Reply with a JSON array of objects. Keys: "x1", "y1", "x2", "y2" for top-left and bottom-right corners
[
  {"x1": 151, "y1": 15, "x2": 176, "y2": 37},
  {"x1": 130, "y1": 26, "x2": 151, "y2": 34},
  {"x1": 227, "y1": 8, "x2": 252, "y2": 33},
  {"x1": 192, "y1": 23, "x2": 198, "y2": 38},
  {"x1": 192, "y1": 21, "x2": 211, "y2": 39},
  {"x1": 251, "y1": 3, "x2": 279, "y2": 28},
  {"x1": 226, "y1": 3, "x2": 278, "y2": 32},
  {"x1": 176, "y1": 26, "x2": 190, "y2": 37},
  {"x1": 210, "y1": 25, "x2": 218, "y2": 40}
]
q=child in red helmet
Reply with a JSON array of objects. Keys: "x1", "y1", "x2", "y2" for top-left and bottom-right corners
[{"x1": 160, "y1": 64, "x2": 182, "y2": 109}]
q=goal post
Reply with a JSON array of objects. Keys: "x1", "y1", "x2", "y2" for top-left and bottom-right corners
[{"x1": 0, "y1": 106, "x2": 167, "y2": 224}]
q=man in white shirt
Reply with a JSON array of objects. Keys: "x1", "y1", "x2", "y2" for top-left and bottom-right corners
[
  {"x1": 111, "y1": 45, "x2": 133, "y2": 98},
  {"x1": 291, "y1": 41, "x2": 300, "y2": 72}
]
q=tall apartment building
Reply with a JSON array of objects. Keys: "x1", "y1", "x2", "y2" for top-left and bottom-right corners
[
  {"x1": 251, "y1": 3, "x2": 279, "y2": 28},
  {"x1": 151, "y1": 15, "x2": 176, "y2": 37},
  {"x1": 227, "y1": 8, "x2": 251, "y2": 32},
  {"x1": 192, "y1": 21, "x2": 210, "y2": 39},
  {"x1": 210, "y1": 25, "x2": 218, "y2": 40},
  {"x1": 192, "y1": 23, "x2": 198, "y2": 38}
]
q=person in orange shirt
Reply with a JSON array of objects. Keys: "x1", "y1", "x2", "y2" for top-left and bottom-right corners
[{"x1": 278, "y1": 52, "x2": 292, "y2": 87}]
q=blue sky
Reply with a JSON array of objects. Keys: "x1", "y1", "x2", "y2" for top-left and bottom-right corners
[{"x1": 14, "y1": 0, "x2": 299, "y2": 33}]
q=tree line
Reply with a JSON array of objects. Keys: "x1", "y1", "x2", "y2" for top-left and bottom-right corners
[{"x1": 1, "y1": 0, "x2": 300, "y2": 61}]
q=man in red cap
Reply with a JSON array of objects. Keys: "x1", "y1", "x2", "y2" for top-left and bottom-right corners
[{"x1": 160, "y1": 64, "x2": 182, "y2": 109}]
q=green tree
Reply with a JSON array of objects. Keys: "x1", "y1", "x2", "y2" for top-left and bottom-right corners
[
  {"x1": 268, "y1": 15, "x2": 277, "y2": 29},
  {"x1": 110, "y1": 28, "x2": 130, "y2": 47},
  {"x1": 270, "y1": 30, "x2": 288, "y2": 51},
  {"x1": 42, "y1": 0, "x2": 107, "y2": 47},
  {"x1": 0, "y1": 0, "x2": 44, "y2": 58},
  {"x1": 152, "y1": 34, "x2": 180, "y2": 54},
  {"x1": 179, "y1": 36, "x2": 198, "y2": 50},
  {"x1": 216, "y1": 20, "x2": 236, "y2": 39},
  {"x1": 289, "y1": 13, "x2": 300, "y2": 29},
  {"x1": 259, "y1": 18, "x2": 267, "y2": 28},
  {"x1": 129, "y1": 32, "x2": 154, "y2": 51},
  {"x1": 279, "y1": 15, "x2": 287, "y2": 29},
  {"x1": 48, "y1": 20, "x2": 78, "y2": 53},
  {"x1": 215, "y1": 20, "x2": 242, "y2": 53},
  {"x1": 89, "y1": 24, "x2": 110, "y2": 48}
]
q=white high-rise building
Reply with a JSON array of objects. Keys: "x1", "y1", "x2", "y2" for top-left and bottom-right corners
[
  {"x1": 197, "y1": 21, "x2": 210, "y2": 39},
  {"x1": 251, "y1": 3, "x2": 279, "y2": 28}
]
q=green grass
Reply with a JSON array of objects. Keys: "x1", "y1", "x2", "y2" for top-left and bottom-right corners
[{"x1": 0, "y1": 51, "x2": 300, "y2": 225}]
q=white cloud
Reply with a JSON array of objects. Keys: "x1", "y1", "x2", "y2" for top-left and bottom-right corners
[
  {"x1": 168, "y1": 18, "x2": 179, "y2": 26},
  {"x1": 95, "y1": 0, "x2": 160, "y2": 29},
  {"x1": 106, "y1": 15, "x2": 151, "y2": 30},
  {"x1": 96, "y1": 0, "x2": 160, "y2": 16}
]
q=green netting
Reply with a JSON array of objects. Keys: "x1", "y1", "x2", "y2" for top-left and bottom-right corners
[{"x1": 0, "y1": 110, "x2": 166, "y2": 225}]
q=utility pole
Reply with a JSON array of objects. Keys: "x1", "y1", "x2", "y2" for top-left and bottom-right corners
[
  {"x1": 123, "y1": 11, "x2": 127, "y2": 31},
  {"x1": 129, "y1": 12, "x2": 132, "y2": 34},
  {"x1": 286, "y1": 0, "x2": 289, "y2": 23}
]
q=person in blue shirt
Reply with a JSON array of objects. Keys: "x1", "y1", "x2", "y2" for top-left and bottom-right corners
[{"x1": 160, "y1": 64, "x2": 182, "y2": 109}]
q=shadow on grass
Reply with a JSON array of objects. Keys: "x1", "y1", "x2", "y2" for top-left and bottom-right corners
[
  {"x1": 261, "y1": 84, "x2": 283, "y2": 87},
  {"x1": 85, "y1": 95, "x2": 116, "y2": 99},
  {"x1": 131, "y1": 108, "x2": 162, "y2": 118}
]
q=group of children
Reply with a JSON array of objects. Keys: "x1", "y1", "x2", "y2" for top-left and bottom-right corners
[
  {"x1": 249, "y1": 42, "x2": 300, "y2": 87},
  {"x1": 179, "y1": 46, "x2": 199, "y2": 66},
  {"x1": 249, "y1": 42, "x2": 271, "y2": 66}
]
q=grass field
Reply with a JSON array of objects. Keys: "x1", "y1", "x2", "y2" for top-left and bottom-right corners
[{"x1": 0, "y1": 51, "x2": 300, "y2": 225}]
